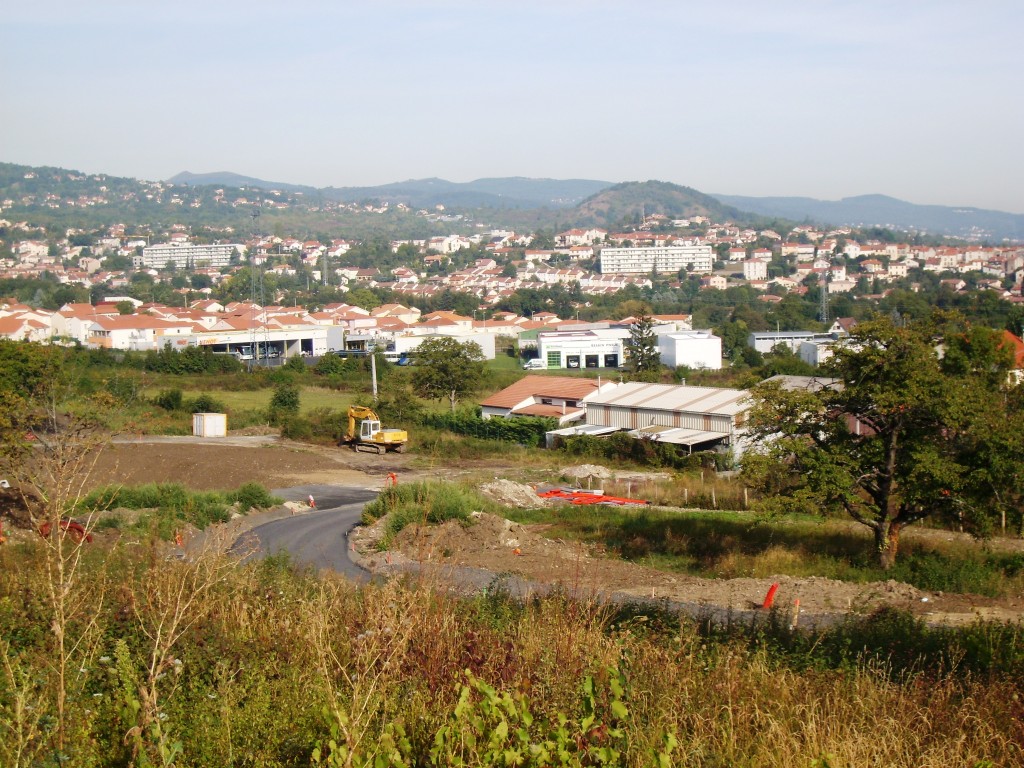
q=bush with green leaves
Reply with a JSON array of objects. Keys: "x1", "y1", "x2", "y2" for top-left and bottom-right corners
[
  {"x1": 283, "y1": 354, "x2": 308, "y2": 373},
  {"x1": 75, "y1": 482, "x2": 282, "y2": 538},
  {"x1": 186, "y1": 392, "x2": 226, "y2": 413},
  {"x1": 362, "y1": 480, "x2": 496, "y2": 547},
  {"x1": 279, "y1": 407, "x2": 348, "y2": 443},
  {"x1": 557, "y1": 431, "x2": 717, "y2": 470},
  {"x1": 311, "y1": 354, "x2": 344, "y2": 376},
  {"x1": 418, "y1": 412, "x2": 556, "y2": 447},
  {"x1": 153, "y1": 388, "x2": 184, "y2": 411},
  {"x1": 137, "y1": 344, "x2": 242, "y2": 374},
  {"x1": 269, "y1": 381, "x2": 301, "y2": 424}
]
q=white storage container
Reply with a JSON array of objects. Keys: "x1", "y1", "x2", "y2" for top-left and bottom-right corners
[{"x1": 192, "y1": 412, "x2": 227, "y2": 438}]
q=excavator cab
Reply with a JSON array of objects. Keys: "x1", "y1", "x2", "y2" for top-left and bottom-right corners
[{"x1": 360, "y1": 419, "x2": 381, "y2": 440}]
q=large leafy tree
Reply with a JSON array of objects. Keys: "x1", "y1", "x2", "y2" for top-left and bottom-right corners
[
  {"x1": 625, "y1": 315, "x2": 661, "y2": 381},
  {"x1": 741, "y1": 314, "x2": 1024, "y2": 568},
  {"x1": 411, "y1": 337, "x2": 486, "y2": 412}
]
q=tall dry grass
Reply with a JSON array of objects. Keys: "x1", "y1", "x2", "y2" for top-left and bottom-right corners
[{"x1": 1, "y1": 535, "x2": 1021, "y2": 767}]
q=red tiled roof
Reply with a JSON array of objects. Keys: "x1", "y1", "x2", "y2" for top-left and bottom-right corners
[
  {"x1": 481, "y1": 375, "x2": 602, "y2": 409},
  {"x1": 1001, "y1": 330, "x2": 1024, "y2": 368}
]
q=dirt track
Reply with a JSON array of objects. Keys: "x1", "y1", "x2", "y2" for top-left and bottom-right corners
[{"x1": 75, "y1": 438, "x2": 1024, "y2": 626}]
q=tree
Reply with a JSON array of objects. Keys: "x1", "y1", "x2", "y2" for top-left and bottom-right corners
[
  {"x1": 625, "y1": 315, "x2": 661, "y2": 381},
  {"x1": 411, "y1": 337, "x2": 485, "y2": 412},
  {"x1": 741, "y1": 314, "x2": 1023, "y2": 568},
  {"x1": 269, "y1": 381, "x2": 300, "y2": 424}
]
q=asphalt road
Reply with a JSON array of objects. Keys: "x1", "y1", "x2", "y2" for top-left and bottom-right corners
[{"x1": 232, "y1": 484, "x2": 380, "y2": 580}]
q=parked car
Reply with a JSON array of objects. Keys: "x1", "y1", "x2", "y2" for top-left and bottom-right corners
[{"x1": 522, "y1": 359, "x2": 547, "y2": 370}]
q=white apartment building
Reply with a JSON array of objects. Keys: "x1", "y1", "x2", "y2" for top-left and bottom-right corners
[
  {"x1": 135, "y1": 242, "x2": 245, "y2": 269},
  {"x1": 599, "y1": 245, "x2": 714, "y2": 275},
  {"x1": 743, "y1": 258, "x2": 769, "y2": 281}
]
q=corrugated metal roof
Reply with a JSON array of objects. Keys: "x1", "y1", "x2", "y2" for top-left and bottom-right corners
[
  {"x1": 629, "y1": 426, "x2": 728, "y2": 445},
  {"x1": 547, "y1": 424, "x2": 620, "y2": 437},
  {"x1": 586, "y1": 382, "x2": 749, "y2": 416}
]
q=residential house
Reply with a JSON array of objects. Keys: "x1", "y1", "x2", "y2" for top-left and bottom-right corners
[{"x1": 480, "y1": 375, "x2": 618, "y2": 425}]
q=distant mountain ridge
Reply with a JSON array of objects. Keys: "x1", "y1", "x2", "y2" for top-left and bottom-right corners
[
  {"x1": 3, "y1": 162, "x2": 1021, "y2": 242},
  {"x1": 712, "y1": 192, "x2": 1024, "y2": 242},
  {"x1": 167, "y1": 171, "x2": 317, "y2": 195},
  {"x1": 169, "y1": 172, "x2": 612, "y2": 209},
  {"x1": 170, "y1": 171, "x2": 1024, "y2": 240}
]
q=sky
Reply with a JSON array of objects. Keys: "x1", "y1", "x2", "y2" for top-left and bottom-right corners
[{"x1": 3, "y1": 1, "x2": 1023, "y2": 213}]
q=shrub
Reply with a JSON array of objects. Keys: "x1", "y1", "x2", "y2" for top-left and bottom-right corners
[
  {"x1": 154, "y1": 388, "x2": 184, "y2": 411},
  {"x1": 186, "y1": 393, "x2": 225, "y2": 413},
  {"x1": 283, "y1": 355, "x2": 308, "y2": 373},
  {"x1": 141, "y1": 345, "x2": 242, "y2": 374},
  {"x1": 227, "y1": 482, "x2": 281, "y2": 511},
  {"x1": 417, "y1": 412, "x2": 555, "y2": 447},
  {"x1": 269, "y1": 381, "x2": 300, "y2": 424},
  {"x1": 279, "y1": 416, "x2": 314, "y2": 441},
  {"x1": 105, "y1": 372, "x2": 142, "y2": 405},
  {"x1": 75, "y1": 482, "x2": 282, "y2": 537},
  {"x1": 362, "y1": 480, "x2": 494, "y2": 546},
  {"x1": 557, "y1": 431, "x2": 718, "y2": 470}
]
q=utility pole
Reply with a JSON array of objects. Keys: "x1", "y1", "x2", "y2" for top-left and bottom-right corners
[
  {"x1": 370, "y1": 350, "x2": 378, "y2": 400},
  {"x1": 817, "y1": 247, "x2": 829, "y2": 324}
]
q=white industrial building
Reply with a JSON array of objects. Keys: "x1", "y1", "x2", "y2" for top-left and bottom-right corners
[
  {"x1": 599, "y1": 245, "x2": 714, "y2": 275},
  {"x1": 164, "y1": 326, "x2": 330, "y2": 358},
  {"x1": 657, "y1": 330, "x2": 722, "y2": 369},
  {"x1": 134, "y1": 242, "x2": 245, "y2": 270},
  {"x1": 748, "y1": 330, "x2": 836, "y2": 355},
  {"x1": 533, "y1": 325, "x2": 722, "y2": 371},
  {"x1": 549, "y1": 382, "x2": 751, "y2": 456},
  {"x1": 536, "y1": 327, "x2": 631, "y2": 370}
]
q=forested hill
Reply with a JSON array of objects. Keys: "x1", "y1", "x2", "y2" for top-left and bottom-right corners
[
  {"x1": 571, "y1": 180, "x2": 746, "y2": 229},
  {"x1": 713, "y1": 192, "x2": 1024, "y2": 242}
]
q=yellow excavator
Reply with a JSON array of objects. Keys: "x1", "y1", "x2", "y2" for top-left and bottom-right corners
[{"x1": 341, "y1": 406, "x2": 408, "y2": 454}]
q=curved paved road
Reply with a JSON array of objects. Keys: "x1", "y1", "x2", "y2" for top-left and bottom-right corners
[{"x1": 232, "y1": 484, "x2": 379, "y2": 580}]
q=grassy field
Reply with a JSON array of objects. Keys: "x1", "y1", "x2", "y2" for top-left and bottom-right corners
[{"x1": 141, "y1": 385, "x2": 351, "y2": 415}]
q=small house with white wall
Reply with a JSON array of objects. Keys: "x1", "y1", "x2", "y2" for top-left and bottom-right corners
[{"x1": 480, "y1": 375, "x2": 619, "y2": 425}]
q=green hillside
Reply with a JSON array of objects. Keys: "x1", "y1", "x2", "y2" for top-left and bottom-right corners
[{"x1": 573, "y1": 180, "x2": 746, "y2": 228}]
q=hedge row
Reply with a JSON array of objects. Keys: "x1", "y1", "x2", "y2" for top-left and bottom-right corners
[{"x1": 417, "y1": 412, "x2": 557, "y2": 447}]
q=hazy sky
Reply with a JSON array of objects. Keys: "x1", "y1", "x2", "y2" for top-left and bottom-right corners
[{"x1": 3, "y1": 1, "x2": 1022, "y2": 212}]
